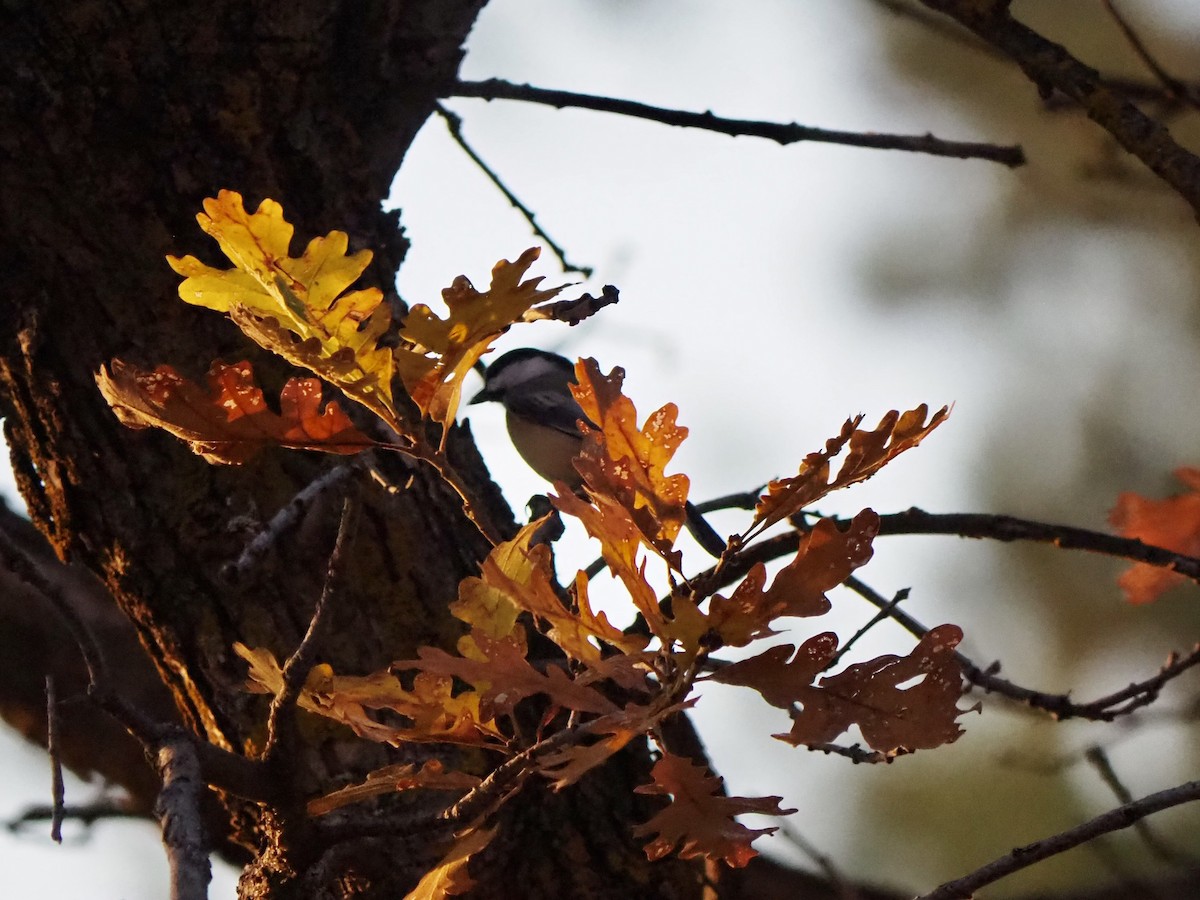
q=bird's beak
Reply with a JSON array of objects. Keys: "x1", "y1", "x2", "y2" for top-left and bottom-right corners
[{"x1": 468, "y1": 385, "x2": 494, "y2": 405}]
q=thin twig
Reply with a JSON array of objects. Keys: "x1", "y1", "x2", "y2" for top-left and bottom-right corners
[
  {"x1": 452, "y1": 78, "x2": 1025, "y2": 167},
  {"x1": 916, "y1": 778, "x2": 1200, "y2": 899},
  {"x1": 805, "y1": 741, "x2": 895, "y2": 765},
  {"x1": 915, "y1": 0, "x2": 1200, "y2": 215},
  {"x1": 845, "y1": 575, "x2": 1200, "y2": 722},
  {"x1": 776, "y1": 821, "x2": 860, "y2": 900},
  {"x1": 829, "y1": 588, "x2": 911, "y2": 670},
  {"x1": 46, "y1": 675, "x2": 64, "y2": 843},
  {"x1": 1101, "y1": 0, "x2": 1198, "y2": 110},
  {"x1": 1084, "y1": 745, "x2": 1196, "y2": 867},
  {"x1": 0, "y1": 524, "x2": 274, "y2": 804},
  {"x1": 263, "y1": 496, "x2": 359, "y2": 762},
  {"x1": 435, "y1": 102, "x2": 594, "y2": 277},
  {"x1": 222, "y1": 462, "x2": 358, "y2": 585},
  {"x1": 6, "y1": 800, "x2": 143, "y2": 833}
]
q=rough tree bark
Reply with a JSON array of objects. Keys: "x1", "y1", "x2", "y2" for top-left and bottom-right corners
[{"x1": 0, "y1": 1, "x2": 714, "y2": 897}]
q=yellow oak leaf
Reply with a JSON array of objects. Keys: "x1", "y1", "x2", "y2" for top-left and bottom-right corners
[
  {"x1": 167, "y1": 191, "x2": 400, "y2": 430},
  {"x1": 396, "y1": 247, "x2": 567, "y2": 440},
  {"x1": 403, "y1": 827, "x2": 497, "y2": 900},
  {"x1": 235, "y1": 644, "x2": 502, "y2": 745}
]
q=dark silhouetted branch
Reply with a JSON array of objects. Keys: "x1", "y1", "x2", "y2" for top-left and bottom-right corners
[
  {"x1": 436, "y1": 103, "x2": 594, "y2": 277},
  {"x1": 917, "y1": 778, "x2": 1200, "y2": 899},
  {"x1": 452, "y1": 78, "x2": 1025, "y2": 167},
  {"x1": 916, "y1": 0, "x2": 1200, "y2": 215}
]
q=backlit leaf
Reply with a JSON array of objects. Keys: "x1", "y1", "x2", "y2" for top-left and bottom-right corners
[
  {"x1": 403, "y1": 827, "x2": 497, "y2": 900},
  {"x1": 98, "y1": 359, "x2": 374, "y2": 464},
  {"x1": 753, "y1": 405, "x2": 948, "y2": 535},
  {"x1": 396, "y1": 247, "x2": 567, "y2": 440},
  {"x1": 307, "y1": 760, "x2": 481, "y2": 816},
  {"x1": 168, "y1": 191, "x2": 399, "y2": 429},
  {"x1": 1110, "y1": 467, "x2": 1200, "y2": 604}
]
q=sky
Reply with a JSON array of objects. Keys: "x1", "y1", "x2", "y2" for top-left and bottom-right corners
[{"x1": 4, "y1": 1, "x2": 1200, "y2": 897}]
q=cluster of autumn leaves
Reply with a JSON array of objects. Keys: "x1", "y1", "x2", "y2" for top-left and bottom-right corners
[{"x1": 98, "y1": 191, "x2": 982, "y2": 890}]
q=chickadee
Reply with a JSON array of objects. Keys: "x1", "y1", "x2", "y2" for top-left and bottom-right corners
[{"x1": 469, "y1": 348, "x2": 726, "y2": 557}]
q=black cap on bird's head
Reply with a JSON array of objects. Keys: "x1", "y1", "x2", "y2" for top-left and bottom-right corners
[{"x1": 470, "y1": 348, "x2": 577, "y2": 406}]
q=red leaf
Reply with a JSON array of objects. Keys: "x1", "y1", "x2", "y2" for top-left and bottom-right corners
[
  {"x1": 1110, "y1": 467, "x2": 1200, "y2": 604},
  {"x1": 98, "y1": 359, "x2": 374, "y2": 464}
]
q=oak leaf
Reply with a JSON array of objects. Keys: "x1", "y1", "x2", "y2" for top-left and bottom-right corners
[
  {"x1": 711, "y1": 625, "x2": 970, "y2": 753},
  {"x1": 307, "y1": 760, "x2": 481, "y2": 816},
  {"x1": 1109, "y1": 467, "x2": 1200, "y2": 604},
  {"x1": 395, "y1": 631, "x2": 617, "y2": 719},
  {"x1": 708, "y1": 511, "x2": 880, "y2": 648},
  {"x1": 167, "y1": 191, "x2": 400, "y2": 430},
  {"x1": 403, "y1": 827, "x2": 497, "y2": 900},
  {"x1": 570, "y1": 358, "x2": 690, "y2": 565},
  {"x1": 752, "y1": 405, "x2": 948, "y2": 535},
  {"x1": 451, "y1": 518, "x2": 646, "y2": 664},
  {"x1": 395, "y1": 247, "x2": 567, "y2": 439},
  {"x1": 235, "y1": 644, "x2": 502, "y2": 745},
  {"x1": 98, "y1": 359, "x2": 374, "y2": 464},
  {"x1": 632, "y1": 752, "x2": 795, "y2": 868}
]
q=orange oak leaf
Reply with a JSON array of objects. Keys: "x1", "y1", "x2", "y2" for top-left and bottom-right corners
[
  {"x1": 307, "y1": 760, "x2": 481, "y2": 816},
  {"x1": 235, "y1": 644, "x2": 502, "y2": 745},
  {"x1": 711, "y1": 625, "x2": 970, "y2": 753},
  {"x1": 395, "y1": 631, "x2": 617, "y2": 719},
  {"x1": 552, "y1": 488, "x2": 671, "y2": 638},
  {"x1": 632, "y1": 752, "x2": 795, "y2": 868},
  {"x1": 707, "y1": 511, "x2": 880, "y2": 648},
  {"x1": 395, "y1": 247, "x2": 567, "y2": 440},
  {"x1": 570, "y1": 358, "x2": 690, "y2": 565},
  {"x1": 1109, "y1": 467, "x2": 1200, "y2": 604},
  {"x1": 752, "y1": 405, "x2": 949, "y2": 536},
  {"x1": 167, "y1": 191, "x2": 400, "y2": 430},
  {"x1": 98, "y1": 359, "x2": 375, "y2": 464},
  {"x1": 403, "y1": 826, "x2": 497, "y2": 900}
]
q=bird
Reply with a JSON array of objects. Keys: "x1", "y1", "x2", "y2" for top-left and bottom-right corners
[{"x1": 469, "y1": 348, "x2": 727, "y2": 557}]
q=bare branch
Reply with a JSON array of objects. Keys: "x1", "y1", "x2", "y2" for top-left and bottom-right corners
[
  {"x1": 845, "y1": 575, "x2": 1200, "y2": 721},
  {"x1": 916, "y1": 778, "x2": 1200, "y2": 899},
  {"x1": 452, "y1": 78, "x2": 1025, "y2": 167},
  {"x1": 436, "y1": 103, "x2": 594, "y2": 277},
  {"x1": 1101, "y1": 0, "x2": 1198, "y2": 111},
  {"x1": 915, "y1": 0, "x2": 1200, "y2": 215},
  {"x1": 1085, "y1": 745, "x2": 1197, "y2": 866},
  {"x1": 155, "y1": 734, "x2": 212, "y2": 900},
  {"x1": 46, "y1": 675, "x2": 64, "y2": 843},
  {"x1": 263, "y1": 496, "x2": 359, "y2": 763}
]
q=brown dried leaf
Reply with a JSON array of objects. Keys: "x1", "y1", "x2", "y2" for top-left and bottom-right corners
[
  {"x1": 632, "y1": 752, "x2": 795, "y2": 868},
  {"x1": 708, "y1": 511, "x2": 879, "y2": 648},
  {"x1": 753, "y1": 405, "x2": 948, "y2": 535},
  {"x1": 307, "y1": 760, "x2": 481, "y2": 816},
  {"x1": 235, "y1": 644, "x2": 502, "y2": 745},
  {"x1": 395, "y1": 631, "x2": 617, "y2": 719},
  {"x1": 711, "y1": 625, "x2": 970, "y2": 753},
  {"x1": 98, "y1": 359, "x2": 375, "y2": 464}
]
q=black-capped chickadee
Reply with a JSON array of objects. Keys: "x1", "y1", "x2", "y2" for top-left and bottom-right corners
[{"x1": 469, "y1": 348, "x2": 726, "y2": 557}]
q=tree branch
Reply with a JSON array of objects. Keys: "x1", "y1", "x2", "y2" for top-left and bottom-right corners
[
  {"x1": 915, "y1": 0, "x2": 1200, "y2": 215},
  {"x1": 451, "y1": 78, "x2": 1025, "y2": 167},
  {"x1": 916, "y1": 778, "x2": 1200, "y2": 899}
]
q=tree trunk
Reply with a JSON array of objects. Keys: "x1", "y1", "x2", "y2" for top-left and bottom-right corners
[{"x1": 0, "y1": 1, "x2": 707, "y2": 896}]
